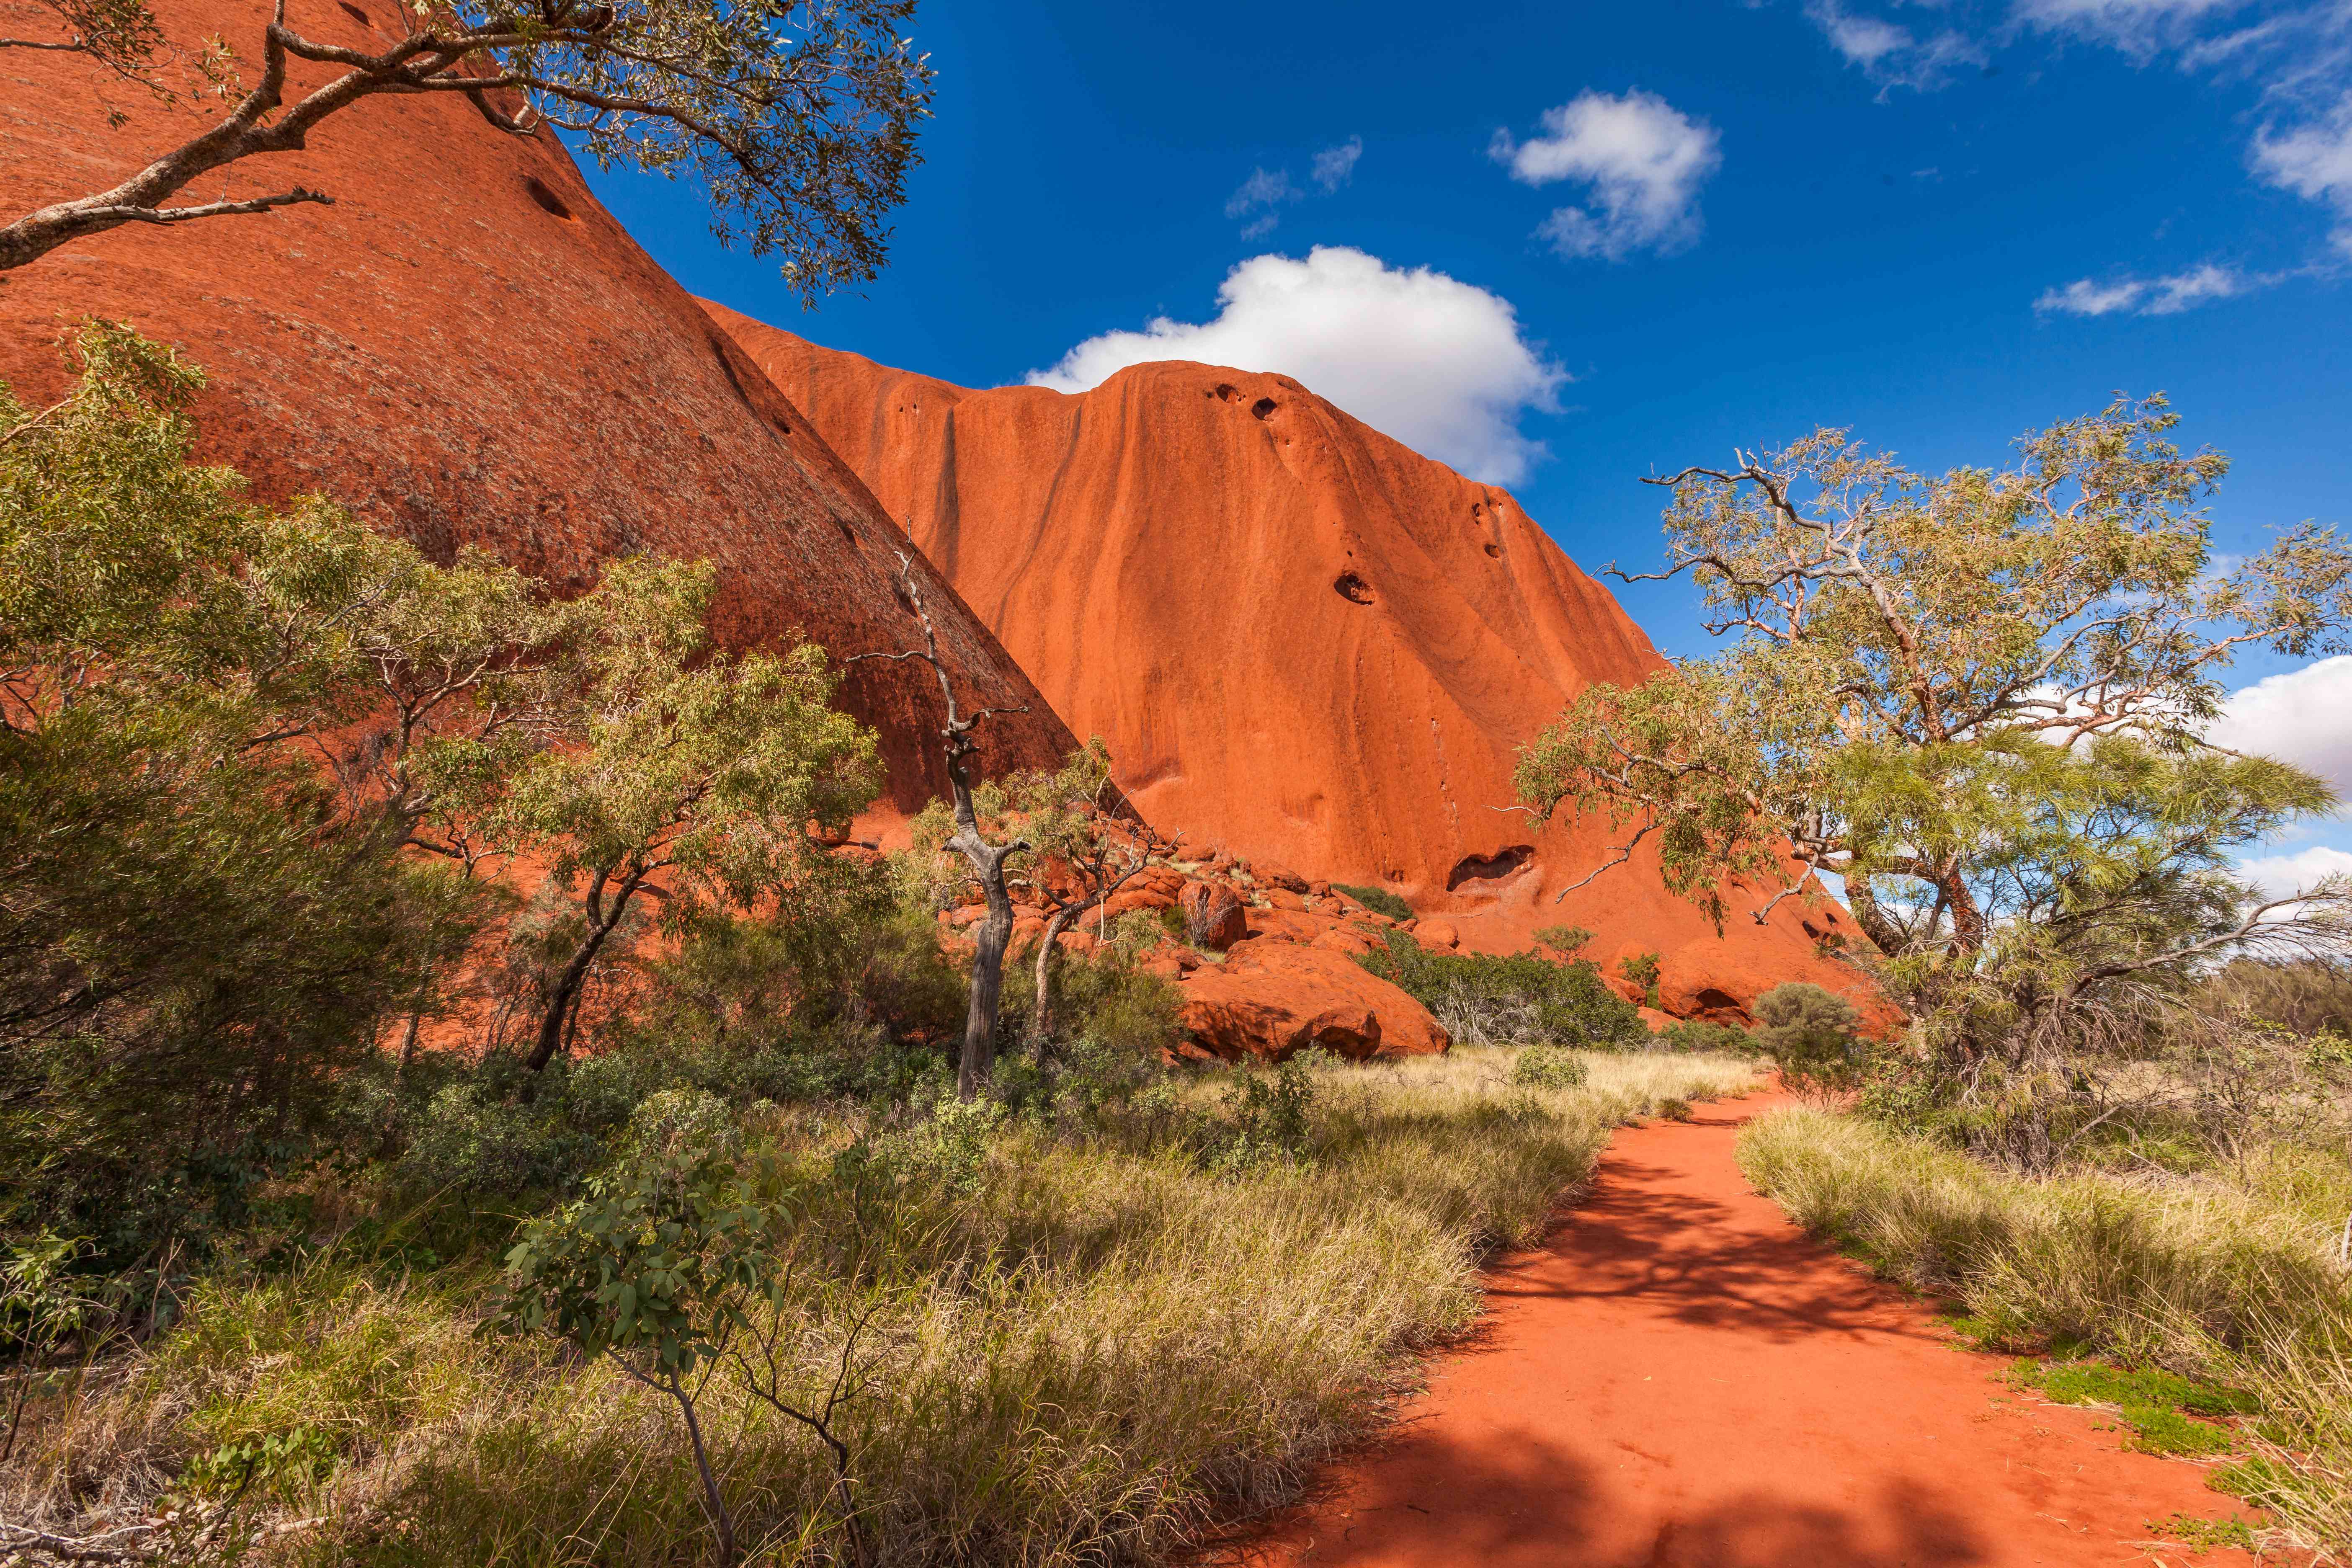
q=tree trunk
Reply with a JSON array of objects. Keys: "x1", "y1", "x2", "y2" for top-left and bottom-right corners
[
  {"x1": 525, "y1": 866, "x2": 641, "y2": 1072},
  {"x1": 663, "y1": 1375, "x2": 736, "y2": 1567},
  {"x1": 1939, "y1": 862, "x2": 1987, "y2": 958},
  {"x1": 1029, "y1": 901, "x2": 1091, "y2": 1054},
  {"x1": 957, "y1": 849, "x2": 1013, "y2": 1099},
  {"x1": 1843, "y1": 874, "x2": 1907, "y2": 957}
]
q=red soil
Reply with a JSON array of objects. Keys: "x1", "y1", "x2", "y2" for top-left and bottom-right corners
[
  {"x1": 705, "y1": 310, "x2": 1868, "y2": 1020},
  {"x1": 0, "y1": 0, "x2": 1075, "y2": 811},
  {"x1": 1228, "y1": 1093, "x2": 2262, "y2": 1568}
]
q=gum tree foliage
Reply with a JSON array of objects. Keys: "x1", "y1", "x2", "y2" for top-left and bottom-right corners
[
  {"x1": 1514, "y1": 400, "x2": 2352, "y2": 1148},
  {"x1": 0, "y1": 0, "x2": 933, "y2": 295},
  {"x1": 0, "y1": 325, "x2": 521, "y2": 1238},
  {"x1": 485, "y1": 557, "x2": 883, "y2": 1073}
]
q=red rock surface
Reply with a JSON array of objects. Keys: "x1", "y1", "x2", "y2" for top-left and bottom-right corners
[
  {"x1": 0, "y1": 0, "x2": 1076, "y2": 811},
  {"x1": 1176, "y1": 943, "x2": 1449, "y2": 1063},
  {"x1": 707, "y1": 311, "x2": 1869, "y2": 1016}
]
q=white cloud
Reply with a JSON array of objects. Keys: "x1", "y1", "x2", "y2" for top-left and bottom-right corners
[
  {"x1": 1224, "y1": 168, "x2": 1299, "y2": 237},
  {"x1": 2034, "y1": 262, "x2": 2260, "y2": 314},
  {"x1": 2014, "y1": 0, "x2": 2242, "y2": 56},
  {"x1": 1490, "y1": 90, "x2": 1722, "y2": 260},
  {"x1": 1808, "y1": 0, "x2": 1986, "y2": 91},
  {"x1": 1312, "y1": 136, "x2": 1364, "y2": 193},
  {"x1": 2209, "y1": 655, "x2": 2352, "y2": 795},
  {"x1": 2254, "y1": 93, "x2": 2352, "y2": 249},
  {"x1": 2237, "y1": 844, "x2": 2352, "y2": 899},
  {"x1": 1025, "y1": 245, "x2": 1568, "y2": 485}
]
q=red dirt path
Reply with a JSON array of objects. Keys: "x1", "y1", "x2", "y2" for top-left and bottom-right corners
[{"x1": 1227, "y1": 1093, "x2": 2262, "y2": 1568}]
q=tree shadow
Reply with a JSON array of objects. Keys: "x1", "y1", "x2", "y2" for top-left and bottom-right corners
[{"x1": 1210, "y1": 1421, "x2": 1995, "y2": 1567}]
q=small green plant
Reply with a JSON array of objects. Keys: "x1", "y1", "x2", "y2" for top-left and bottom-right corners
[
  {"x1": 495, "y1": 1137, "x2": 773, "y2": 1565},
  {"x1": 1617, "y1": 953, "x2": 1662, "y2": 1009},
  {"x1": 2145, "y1": 1512, "x2": 2258, "y2": 1552},
  {"x1": 1512, "y1": 1048, "x2": 1588, "y2": 1091},
  {"x1": 1658, "y1": 1097, "x2": 1695, "y2": 1123},
  {"x1": 2010, "y1": 1357, "x2": 2248, "y2": 1456},
  {"x1": 1753, "y1": 983, "x2": 1864, "y2": 1102},
  {"x1": 1206, "y1": 1057, "x2": 1318, "y2": 1171},
  {"x1": 182, "y1": 1424, "x2": 341, "y2": 1503},
  {"x1": 1533, "y1": 925, "x2": 1593, "y2": 957},
  {"x1": 1332, "y1": 883, "x2": 1413, "y2": 921}
]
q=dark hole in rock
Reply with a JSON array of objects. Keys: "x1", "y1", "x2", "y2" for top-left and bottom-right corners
[
  {"x1": 1692, "y1": 988, "x2": 1745, "y2": 1017},
  {"x1": 1215, "y1": 383, "x2": 1237, "y2": 401},
  {"x1": 836, "y1": 517, "x2": 860, "y2": 550},
  {"x1": 523, "y1": 177, "x2": 574, "y2": 220},
  {"x1": 1823, "y1": 908, "x2": 1840, "y2": 924},
  {"x1": 338, "y1": 1, "x2": 371, "y2": 22},
  {"x1": 1251, "y1": 397, "x2": 1277, "y2": 420},
  {"x1": 1333, "y1": 572, "x2": 1375, "y2": 605},
  {"x1": 892, "y1": 583, "x2": 917, "y2": 618},
  {"x1": 1446, "y1": 845, "x2": 1534, "y2": 890},
  {"x1": 1483, "y1": 542, "x2": 1501, "y2": 558},
  {"x1": 1801, "y1": 919, "x2": 1822, "y2": 938}
]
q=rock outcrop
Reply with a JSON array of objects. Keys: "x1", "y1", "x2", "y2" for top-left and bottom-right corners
[
  {"x1": 1176, "y1": 944, "x2": 1448, "y2": 1063},
  {"x1": 0, "y1": 0, "x2": 1077, "y2": 810},
  {"x1": 707, "y1": 311, "x2": 1870, "y2": 1017}
]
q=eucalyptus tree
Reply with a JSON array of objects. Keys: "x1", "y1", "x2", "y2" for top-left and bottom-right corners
[
  {"x1": 1514, "y1": 397, "x2": 2352, "y2": 1148},
  {"x1": 0, "y1": 0, "x2": 932, "y2": 295}
]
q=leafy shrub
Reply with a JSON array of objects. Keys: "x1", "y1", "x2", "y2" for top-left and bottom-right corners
[
  {"x1": 1533, "y1": 924, "x2": 1593, "y2": 957},
  {"x1": 1203, "y1": 1057, "x2": 1318, "y2": 1171},
  {"x1": 1658, "y1": 1018, "x2": 1756, "y2": 1055},
  {"x1": 1357, "y1": 932, "x2": 1644, "y2": 1049},
  {"x1": 1753, "y1": 983, "x2": 1864, "y2": 1101},
  {"x1": 1658, "y1": 1097, "x2": 1695, "y2": 1123},
  {"x1": 1617, "y1": 952, "x2": 1663, "y2": 1009},
  {"x1": 1332, "y1": 882, "x2": 1413, "y2": 921},
  {"x1": 182, "y1": 1423, "x2": 342, "y2": 1503},
  {"x1": 1512, "y1": 1047, "x2": 1589, "y2": 1090}
]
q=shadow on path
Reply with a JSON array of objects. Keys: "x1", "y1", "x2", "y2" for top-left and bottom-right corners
[{"x1": 1216, "y1": 1091, "x2": 2261, "y2": 1568}]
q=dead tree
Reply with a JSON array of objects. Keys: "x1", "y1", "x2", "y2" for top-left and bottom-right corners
[{"x1": 848, "y1": 552, "x2": 1027, "y2": 1100}]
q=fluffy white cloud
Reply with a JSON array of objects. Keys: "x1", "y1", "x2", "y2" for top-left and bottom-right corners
[
  {"x1": 2236, "y1": 845, "x2": 2352, "y2": 900},
  {"x1": 1025, "y1": 245, "x2": 1568, "y2": 485},
  {"x1": 1808, "y1": 0, "x2": 1986, "y2": 91},
  {"x1": 1490, "y1": 90, "x2": 1722, "y2": 260},
  {"x1": 2209, "y1": 655, "x2": 2352, "y2": 794},
  {"x1": 2035, "y1": 262, "x2": 2259, "y2": 315},
  {"x1": 2254, "y1": 93, "x2": 2352, "y2": 250},
  {"x1": 1312, "y1": 136, "x2": 1364, "y2": 193}
]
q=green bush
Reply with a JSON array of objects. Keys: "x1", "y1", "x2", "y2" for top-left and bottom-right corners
[
  {"x1": 1658, "y1": 1018, "x2": 1756, "y2": 1055},
  {"x1": 1754, "y1": 982, "x2": 1864, "y2": 1100},
  {"x1": 1332, "y1": 882, "x2": 1413, "y2": 921},
  {"x1": 1512, "y1": 1047, "x2": 1589, "y2": 1090},
  {"x1": 1357, "y1": 931, "x2": 1645, "y2": 1049}
]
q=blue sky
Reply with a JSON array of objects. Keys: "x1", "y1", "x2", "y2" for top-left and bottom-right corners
[{"x1": 583, "y1": 0, "x2": 2352, "y2": 885}]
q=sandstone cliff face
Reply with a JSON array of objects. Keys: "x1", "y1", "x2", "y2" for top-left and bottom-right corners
[
  {"x1": 708, "y1": 310, "x2": 1866, "y2": 1013},
  {"x1": 0, "y1": 0, "x2": 1076, "y2": 808}
]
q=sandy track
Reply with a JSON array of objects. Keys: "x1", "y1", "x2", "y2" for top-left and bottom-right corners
[{"x1": 1227, "y1": 1092, "x2": 2261, "y2": 1568}]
